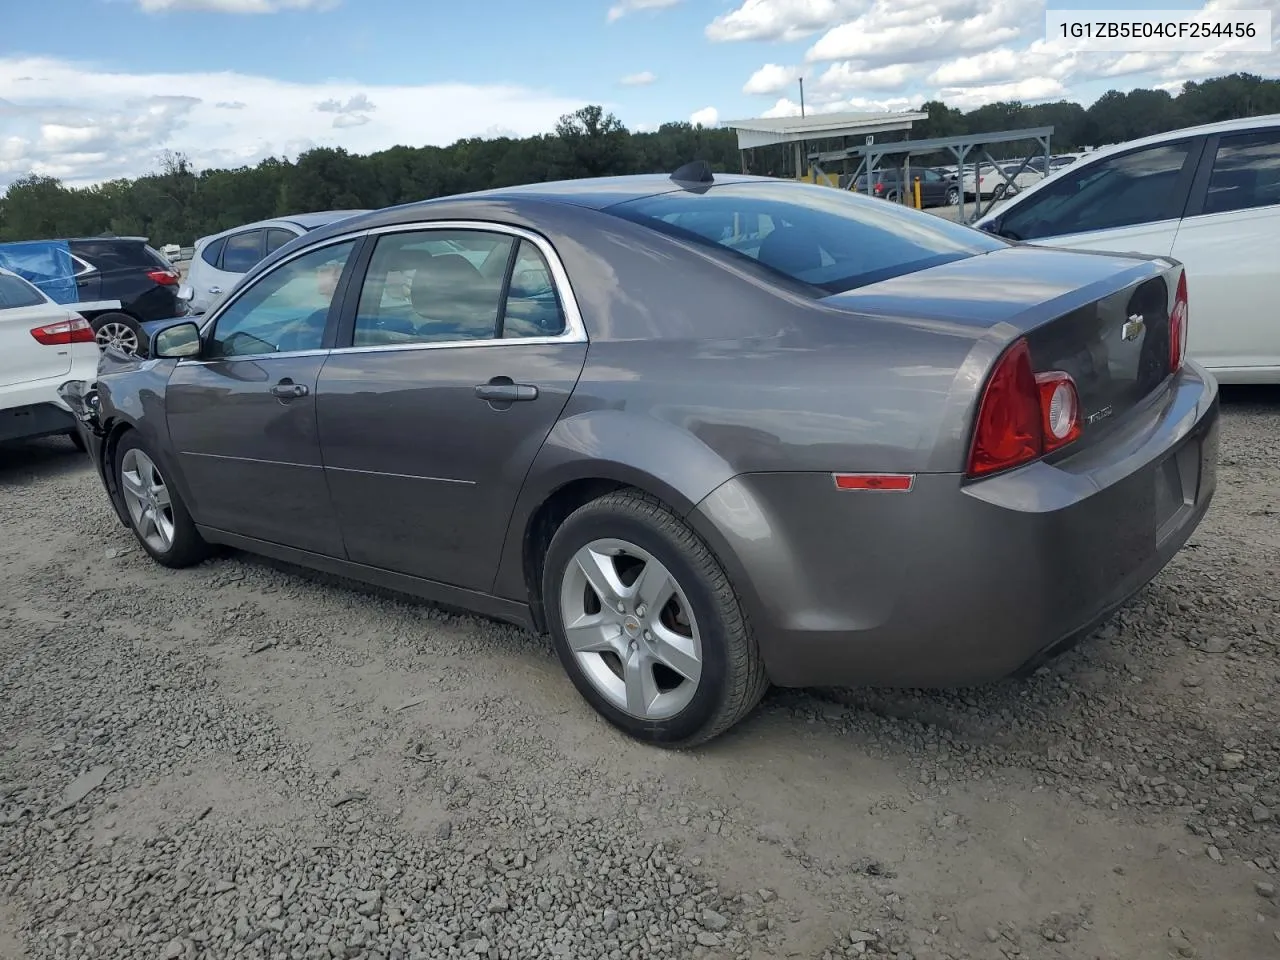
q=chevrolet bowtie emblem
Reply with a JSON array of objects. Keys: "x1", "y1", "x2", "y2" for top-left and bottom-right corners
[{"x1": 1122, "y1": 314, "x2": 1146, "y2": 342}]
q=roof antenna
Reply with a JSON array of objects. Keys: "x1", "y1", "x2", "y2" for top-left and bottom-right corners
[{"x1": 670, "y1": 160, "x2": 714, "y2": 185}]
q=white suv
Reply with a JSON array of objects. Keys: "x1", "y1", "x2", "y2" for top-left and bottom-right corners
[
  {"x1": 975, "y1": 114, "x2": 1280, "y2": 384},
  {"x1": 0, "y1": 268, "x2": 100, "y2": 448},
  {"x1": 181, "y1": 209, "x2": 368, "y2": 315}
]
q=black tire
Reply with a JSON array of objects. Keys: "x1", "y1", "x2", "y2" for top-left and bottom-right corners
[
  {"x1": 67, "y1": 429, "x2": 86, "y2": 452},
  {"x1": 113, "y1": 432, "x2": 210, "y2": 568},
  {"x1": 542, "y1": 490, "x2": 769, "y2": 747},
  {"x1": 91, "y1": 312, "x2": 147, "y2": 358},
  {"x1": 885, "y1": 190, "x2": 900, "y2": 203}
]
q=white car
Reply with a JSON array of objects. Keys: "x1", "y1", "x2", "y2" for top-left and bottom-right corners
[
  {"x1": 0, "y1": 268, "x2": 99, "y2": 448},
  {"x1": 975, "y1": 114, "x2": 1280, "y2": 384},
  {"x1": 181, "y1": 209, "x2": 368, "y2": 315}
]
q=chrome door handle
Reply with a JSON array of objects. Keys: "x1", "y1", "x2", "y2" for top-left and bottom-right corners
[
  {"x1": 270, "y1": 380, "x2": 308, "y2": 400},
  {"x1": 208, "y1": 286, "x2": 222, "y2": 295}
]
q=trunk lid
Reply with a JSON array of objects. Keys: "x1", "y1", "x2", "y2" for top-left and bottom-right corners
[
  {"x1": 0, "y1": 304, "x2": 76, "y2": 388},
  {"x1": 823, "y1": 244, "x2": 1180, "y2": 444}
]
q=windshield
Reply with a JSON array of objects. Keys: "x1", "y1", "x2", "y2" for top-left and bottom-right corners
[{"x1": 605, "y1": 180, "x2": 1005, "y2": 295}]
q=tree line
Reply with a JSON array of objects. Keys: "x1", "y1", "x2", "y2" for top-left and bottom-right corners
[{"x1": 1, "y1": 72, "x2": 1277, "y2": 248}]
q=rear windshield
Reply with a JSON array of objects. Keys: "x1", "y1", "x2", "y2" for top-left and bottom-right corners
[
  {"x1": 70, "y1": 239, "x2": 169, "y2": 270},
  {"x1": 605, "y1": 181, "x2": 1005, "y2": 295},
  {"x1": 0, "y1": 274, "x2": 46, "y2": 309}
]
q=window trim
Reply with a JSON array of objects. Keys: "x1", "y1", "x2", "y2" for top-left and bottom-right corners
[
  {"x1": 187, "y1": 233, "x2": 368, "y2": 365},
  {"x1": 991, "y1": 135, "x2": 1207, "y2": 240},
  {"x1": 329, "y1": 220, "x2": 587, "y2": 355},
  {"x1": 1182, "y1": 125, "x2": 1280, "y2": 220},
  {"x1": 70, "y1": 254, "x2": 98, "y2": 278}
]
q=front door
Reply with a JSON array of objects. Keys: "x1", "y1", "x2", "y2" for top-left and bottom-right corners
[
  {"x1": 1170, "y1": 126, "x2": 1280, "y2": 373},
  {"x1": 316, "y1": 225, "x2": 587, "y2": 592},
  {"x1": 166, "y1": 237, "x2": 360, "y2": 556}
]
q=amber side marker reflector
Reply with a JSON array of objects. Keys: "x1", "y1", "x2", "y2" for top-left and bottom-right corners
[{"x1": 832, "y1": 473, "x2": 915, "y2": 492}]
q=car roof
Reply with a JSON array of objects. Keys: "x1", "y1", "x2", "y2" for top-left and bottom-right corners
[{"x1": 198, "y1": 210, "x2": 371, "y2": 245}]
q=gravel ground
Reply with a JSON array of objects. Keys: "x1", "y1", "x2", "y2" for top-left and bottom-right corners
[{"x1": 2, "y1": 386, "x2": 1278, "y2": 960}]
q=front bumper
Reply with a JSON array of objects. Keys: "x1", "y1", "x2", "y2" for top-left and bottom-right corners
[
  {"x1": 57, "y1": 380, "x2": 119, "y2": 516},
  {"x1": 688, "y1": 363, "x2": 1221, "y2": 689}
]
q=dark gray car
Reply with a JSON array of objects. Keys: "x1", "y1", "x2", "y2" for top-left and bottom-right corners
[{"x1": 61, "y1": 168, "x2": 1220, "y2": 747}]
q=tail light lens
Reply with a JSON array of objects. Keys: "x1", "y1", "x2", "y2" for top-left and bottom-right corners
[
  {"x1": 31, "y1": 316, "x2": 95, "y2": 346},
  {"x1": 874, "y1": 182, "x2": 884, "y2": 194},
  {"x1": 147, "y1": 268, "x2": 180, "y2": 286},
  {"x1": 966, "y1": 338, "x2": 1082, "y2": 478},
  {"x1": 1169, "y1": 271, "x2": 1188, "y2": 372}
]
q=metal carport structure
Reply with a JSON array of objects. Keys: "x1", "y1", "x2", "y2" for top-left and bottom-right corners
[
  {"x1": 807, "y1": 126, "x2": 1055, "y2": 222},
  {"x1": 722, "y1": 111, "x2": 929, "y2": 181}
]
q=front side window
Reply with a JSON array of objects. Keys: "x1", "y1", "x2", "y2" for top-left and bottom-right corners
[
  {"x1": 353, "y1": 230, "x2": 516, "y2": 346},
  {"x1": 1201, "y1": 129, "x2": 1280, "y2": 215},
  {"x1": 0, "y1": 274, "x2": 46, "y2": 308},
  {"x1": 206, "y1": 240, "x2": 355, "y2": 359},
  {"x1": 220, "y1": 230, "x2": 265, "y2": 274},
  {"x1": 606, "y1": 180, "x2": 1006, "y2": 295},
  {"x1": 996, "y1": 141, "x2": 1195, "y2": 241}
]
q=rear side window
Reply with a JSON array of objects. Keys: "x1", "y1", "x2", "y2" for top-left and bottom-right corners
[
  {"x1": 221, "y1": 230, "x2": 265, "y2": 274},
  {"x1": 266, "y1": 228, "x2": 297, "y2": 254},
  {"x1": 0, "y1": 274, "x2": 46, "y2": 308},
  {"x1": 996, "y1": 141, "x2": 1196, "y2": 240},
  {"x1": 69, "y1": 240, "x2": 160, "y2": 269},
  {"x1": 200, "y1": 236, "x2": 227, "y2": 268},
  {"x1": 606, "y1": 181, "x2": 1004, "y2": 295},
  {"x1": 1201, "y1": 129, "x2": 1280, "y2": 215}
]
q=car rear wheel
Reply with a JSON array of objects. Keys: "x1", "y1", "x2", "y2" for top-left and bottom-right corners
[
  {"x1": 947, "y1": 187, "x2": 960, "y2": 206},
  {"x1": 543, "y1": 490, "x2": 769, "y2": 747},
  {"x1": 115, "y1": 433, "x2": 209, "y2": 568},
  {"x1": 92, "y1": 313, "x2": 146, "y2": 358}
]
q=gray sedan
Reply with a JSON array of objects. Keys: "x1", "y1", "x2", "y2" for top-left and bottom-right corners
[{"x1": 61, "y1": 166, "x2": 1220, "y2": 746}]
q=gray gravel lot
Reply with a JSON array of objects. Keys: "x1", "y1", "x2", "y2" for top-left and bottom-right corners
[{"x1": 2, "y1": 386, "x2": 1278, "y2": 960}]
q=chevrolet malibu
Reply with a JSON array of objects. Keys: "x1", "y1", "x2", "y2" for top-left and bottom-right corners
[{"x1": 60, "y1": 166, "x2": 1220, "y2": 747}]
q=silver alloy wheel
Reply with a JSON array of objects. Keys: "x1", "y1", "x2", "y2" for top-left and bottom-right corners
[
  {"x1": 119, "y1": 448, "x2": 175, "y2": 553},
  {"x1": 947, "y1": 187, "x2": 960, "y2": 205},
  {"x1": 96, "y1": 321, "x2": 139, "y2": 355},
  {"x1": 559, "y1": 538, "x2": 703, "y2": 721}
]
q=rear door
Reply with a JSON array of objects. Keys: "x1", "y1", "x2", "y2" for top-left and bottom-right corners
[
  {"x1": 989, "y1": 136, "x2": 1206, "y2": 257},
  {"x1": 316, "y1": 223, "x2": 588, "y2": 592},
  {"x1": 1169, "y1": 125, "x2": 1280, "y2": 374},
  {"x1": 0, "y1": 275, "x2": 74, "y2": 387}
]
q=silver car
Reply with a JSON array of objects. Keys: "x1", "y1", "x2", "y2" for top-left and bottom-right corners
[
  {"x1": 181, "y1": 210, "x2": 368, "y2": 315},
  {"x1": 63, "y1": 167, "x2": 1219, "y2": 747}
]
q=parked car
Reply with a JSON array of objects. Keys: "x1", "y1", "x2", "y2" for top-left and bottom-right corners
[
  {"x1": 975, "y1": 114, "x2": 1280, "y2": 383},
  {"x1": 855, "y1": 165, "x2": 961, "y2": 207},
  {"x1": 182, "y1": 210, "x2": 369, "y2": 315},
  {"x1": 0, "y1": 236, "x2": 185, "y2": 358},
  {"x1": 0, "y1": 268, "x2": 98, "y2": 449},
  {"x1": 60, "y1": 167, "x2": 1219, "y2": 747}
]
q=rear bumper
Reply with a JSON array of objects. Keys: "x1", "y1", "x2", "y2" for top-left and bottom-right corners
[
  {"x1": 688, "y1": 362, "x2": 1220, "y2": 689},
  {"x1": 0, "y1": 402, "x2": 76, "y2": 444}
]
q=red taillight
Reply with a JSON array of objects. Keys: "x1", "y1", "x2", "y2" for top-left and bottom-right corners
[
  {"x1": 1169, "y1": 271, "x2": 1188, "y2": 372},
  {"x1": 147, "y1": 268, "x2": 179, "y2": 286},
  {"x1": 874, "y1": 182, "x2": 884, "y2": 193},
  {"x1": 31, "y1": 316, "x2": 95, "y2": 346},
  {"x1": 966, "y1": 338, "x2": 1082, "y2": 478}
]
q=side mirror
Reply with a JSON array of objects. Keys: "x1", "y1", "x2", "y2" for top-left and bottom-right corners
[{"x1": 152, "y1": 320, "x2": 202, "y2": 359}]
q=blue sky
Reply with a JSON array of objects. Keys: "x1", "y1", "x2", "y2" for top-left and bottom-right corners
[{"x1": 1, "y1": 0, "x2": 1276, "y2": 187}]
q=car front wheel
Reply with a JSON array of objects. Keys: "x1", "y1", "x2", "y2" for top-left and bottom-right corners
[
  {"x1": 543, "y1": 490, "x2": 769, "y2": 747},
  {"x1": 114, "y1": 433, "x2": 210, "y2": 568},
  {"x1": 947, "y1": 187, "x2": 960, "y2": 206}
]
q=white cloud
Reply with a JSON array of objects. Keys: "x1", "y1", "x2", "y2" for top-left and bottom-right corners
[
  {"x1": 690, "y1": 106, "x2": 719, "y2": 126},
  {"x1": 743, "y1": 64, "x2": 801, "y2": 95},
  {"x1": 607, "y1": 0, "x2": 682, "y2": 22},
  {"x1": 619, "y1": 71, "x2": 657, "y2": 86},
  {"x1": 806, "y1": 0, "x2": 1036, "y2": 66},
  {"x1": 0, "y1": 56, "x2": 586, "y2": 188},
  {"x1": 936, "y1": 77, "x2": 1067, "y2": 110},
  {"x1": 136, "y1": 0, "x2": 335, "y2": 11},
  {"x1": 760, "y1": 94, "x2": 918, "y2": 118},
  {"x1": 707, "y1": 0, "x2": 863, "y2": 43},
  {"x1": 814, "y1": 62, "x2": 921, "y2": 92}
]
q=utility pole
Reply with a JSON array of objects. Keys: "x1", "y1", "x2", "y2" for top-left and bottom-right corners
[{"x1": 799, "y1": 78, "x2": 806, "y2": 117}]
